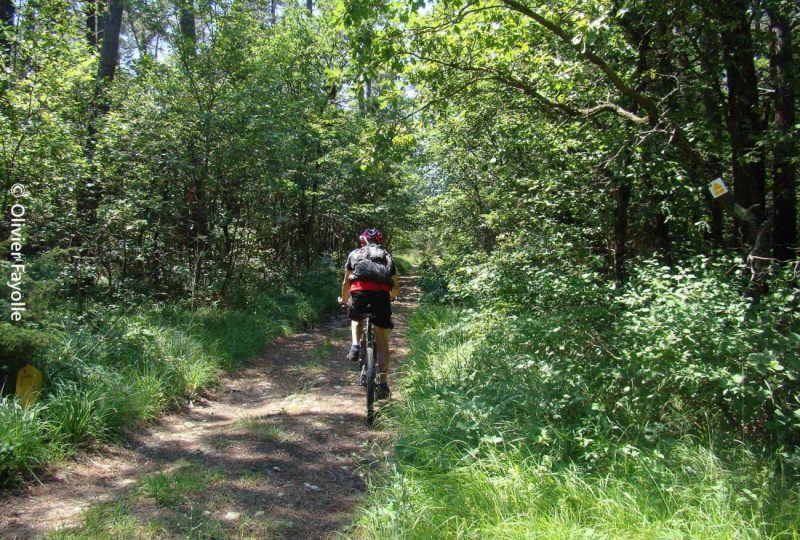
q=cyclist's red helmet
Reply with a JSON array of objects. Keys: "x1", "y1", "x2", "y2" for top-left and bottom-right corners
[{"x1": 359, "y1": 228, "x2": 384, "y2": 246}]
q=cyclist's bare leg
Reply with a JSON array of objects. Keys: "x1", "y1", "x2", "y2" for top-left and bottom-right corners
[
  {"x1": 350, "y1": 320, "x2": 363, "y2": 346},
  {"x1": 374, "y1": 326, "x2": 391, "y2": 383}
]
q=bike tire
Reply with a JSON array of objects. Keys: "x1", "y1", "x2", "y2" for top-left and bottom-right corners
[
  {"x1": 359, "y1": 340, "x2": 368, "y2": 387},
  {"x1": 365, "y1": 345, "x2": 378, "y2": 423}
]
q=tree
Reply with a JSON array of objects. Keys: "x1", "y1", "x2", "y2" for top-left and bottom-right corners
[
  {"x1": 767, "y1": 3, "x2": 797, "y2": 261},
  {"x1": 0, "y1": 0, "x2": 13, "y2": 55},
  {"x1": 78, "y1": 0, "x2": 124, "y2": 231},
  {"x1": 344, "y1": 0, "x2": 796, "y2": 284},
  {"x1": 715, "y1": 0, "x2": 766, "y2": 245}
]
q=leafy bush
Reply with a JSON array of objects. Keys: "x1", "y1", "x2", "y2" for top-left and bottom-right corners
[
  {"x1": 415, "y1": 253, "x2": 800, "y2": 455},
  {"x1": 392, "y1": 254, "x2": 414, "y2": 274},
  {"x1": 416, "y1": 257, "x2": 456, "y2": 303},
  {"x1": 0, "y1": 324, "x2": 56, "y2": 394},
  {"x1": 612, "y1": 258, "x2": 800, "y2": 449},
  {"x1": 359, "y1": 254, "x2": 800, "y2": 537}
]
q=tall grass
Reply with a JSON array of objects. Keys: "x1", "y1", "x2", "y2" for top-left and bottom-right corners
[
  {"x1": 0, "y1": 267, "x2": 338, "y2": 485},
  {"x1": 0, "y1": 397, "x2": 62, "y2": 481},
  {"x1": 354, "y1": 305, "x2": 800, "y2": 539},
  {"x1": 360, "y1": 447, "x2": 798, "y2": 538}
]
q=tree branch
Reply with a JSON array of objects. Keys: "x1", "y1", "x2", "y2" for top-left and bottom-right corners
[
  {"x1": 401, "y1": 76, "x2": 488, "y2": 119},
  {"x1": 581, "y1": 102, "x2": 649, "y2": 124},
  {"x1": 492, "y1": 0, "x2": 761, "y2": 229},
  {"x1": 489, "y1": 70, "x2": 580, "y2": 116},
  {"x1": 409, "y1": 3, "x2": 504, "y2": 35},
  {"x1": 498, "y1": 0, "x2": 659, "y2": 124}
]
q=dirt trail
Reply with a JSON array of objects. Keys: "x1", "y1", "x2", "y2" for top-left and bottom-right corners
[{"x1": 0, "y1": 276, "x2": 419, "y2": 539}]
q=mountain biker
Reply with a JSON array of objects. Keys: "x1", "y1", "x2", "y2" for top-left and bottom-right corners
[{"x1": 340, "y1": 228, "x2": 399, "y2": 400}]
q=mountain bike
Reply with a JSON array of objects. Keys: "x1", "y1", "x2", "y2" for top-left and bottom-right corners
[
  {"x1": 339, "y1": 297, "x2": 380, "y2": 424},
  {"x1": 358, "y1": 304, "x2": 379, "y2": 424}
]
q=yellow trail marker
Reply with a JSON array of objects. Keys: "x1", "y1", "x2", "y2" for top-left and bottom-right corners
[
  {"x1": 708, "y1": 177, "x2": 729, "y2": 199},
  {"x1": 15, "y1": 365, "x2": 43, "y2": 407}
]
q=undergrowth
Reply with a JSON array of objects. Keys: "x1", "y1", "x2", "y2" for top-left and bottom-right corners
[
  {"x1": 354, "y1": 253, "x2": 800, "y2": 538},
  {"x1": 0, "y1": 266, "x2": 338, "y2": 485}
]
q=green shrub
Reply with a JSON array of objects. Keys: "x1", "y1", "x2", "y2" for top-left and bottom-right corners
[
  {"x1": 0, "y1": 396, "x2": 61, "y2": 483},
  {"x1": 393, "y1": 254, "x2": 414, "y2": 274},
  {"x1": 416, "y1": 258, "x2": 453, "y2": 303},
  {"x1": 416, "y1": 253, "x2": 800, "y2": 456},
  {"x1": 0, "y1": 324, "x2": 56, "y2": 394},
  {"x1": 613, "y1": 258, "x2": 800, "y2": 448},
  {"x1": 357, "y1": 254, "x2": 800, "y2": 538},
  {"x1": 357, "y1": 299, "x2": 800, "y2": 538}
]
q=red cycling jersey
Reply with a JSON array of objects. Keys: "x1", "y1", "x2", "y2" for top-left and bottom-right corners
[{"x1": 350, "y1": 279, "x2": 391, "y2": 293}]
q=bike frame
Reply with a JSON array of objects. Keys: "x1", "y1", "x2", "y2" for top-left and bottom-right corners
[{"x1": 360, "y1": 316, "x2": 374, "y2": 358}]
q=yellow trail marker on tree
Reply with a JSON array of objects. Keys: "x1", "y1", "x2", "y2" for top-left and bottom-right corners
[
  {"x1": 708, "y1": 177, "x2": 729, "y2": 199},
  {"x1": 16, "y1": 365, "x2": 43, "y2": 407}
]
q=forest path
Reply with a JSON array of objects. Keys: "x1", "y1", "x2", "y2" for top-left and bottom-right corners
[{"x1": 0, "y1": 276, "x2": 419, "y2": 539}]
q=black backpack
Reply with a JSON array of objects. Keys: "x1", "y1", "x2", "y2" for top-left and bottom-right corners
[{"x1": 349, "y1": 245, "x2": 394, "y2": 286}]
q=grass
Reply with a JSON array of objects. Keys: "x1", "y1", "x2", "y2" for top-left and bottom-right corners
[
  {"x1": 287, "y1": 358, "x2": 325, "y2": 375},
  {"x1": 1, "y1": 268, "x2": 339, "y2": 485},
  {"x1": 238, "y1": 469, "x2": 267, "y2": 486},
  {"x1": 311, "y1": 339, "x2": 333, "y2": 362},
  {"x1": 284, "y1": 340, "x2": 333, "y2": 379},
  {"x1": 48, "y1": 496, "x2": 227, "y2": 540},
  {"x1": 233, "y1": 416, "x2": 286, "y2": 443},
  {"x1": 49, "y1": 462, "x2": 227, "y2": 538},
  {"x1": 138, "y1": 461, "x2": 223, "y2": 507},
  {"x1": 47, "y1": 459, "x2": 291, "y2": 539},
  {"x1": 44, "y1": 381, "x2": 117, "y2": 445},
  {"x1": 47, "y1": 498, "x2": 148, "y2": 540},
  {"x1": 352, "y1": 305, "x2": 800, "y2": 539},
  {"x1": 359, "y1": 447, "x2": 798, "y2": 539},
  {"x1": 209, "y1": 435, "x2": 234, "y2": 451},
  {"x1": 0, "y1": 396, "x2": 63, "y2": 480}
]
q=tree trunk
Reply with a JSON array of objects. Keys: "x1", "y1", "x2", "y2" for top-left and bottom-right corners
[
  {"x1": 0, "y1": 0, "x2": 14, "y2": 55},
  {"x1": 612, "y1": 179, "x2": 631, "y2": 283},
  {"x1": 77, "y1": 0, "x2": 123, "y2": 229},
  {"x1": 96, "y1": 0, "x2": 122, "y2": 83},
  {"x1": 718, "y1": 0, "x2": 767, "y2": 245},
  {"x1": 697, "y1": 25, "x2": 726, "y2": 246},
  {"x1": 306, "y1": 0, "x2": 312, "y2": 15},
  {"x1": 642, "y1": 170, "x2": 670, "y2": 257},
  {"x1": 177, "y1": 0, "x2": 208, "y2": 293},
  {"x1": 178, "y1": 0, "x2": 195, "y2": 53},
  {"x1": 85, "y1": 0, "x2": 98, "y2": 49},
  {"x1": 768, "y1": 9, "x2": 796, "y2": 261},
  {"x1": 295, "y1": 182, "x2": 307, "y2": 266}
]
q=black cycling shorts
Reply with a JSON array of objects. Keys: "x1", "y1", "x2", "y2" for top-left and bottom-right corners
[{"x1": 347, "y1": 290, "x2": 393, "y2": 329}]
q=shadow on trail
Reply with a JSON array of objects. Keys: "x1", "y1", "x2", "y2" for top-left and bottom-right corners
[{"x1": 126, "y1": 410, "x2": 376, "y2": 539}]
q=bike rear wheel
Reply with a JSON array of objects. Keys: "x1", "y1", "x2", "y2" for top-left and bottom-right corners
[{"x1": 365, "y1": 345, "x2": 378, "y2": 423}]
